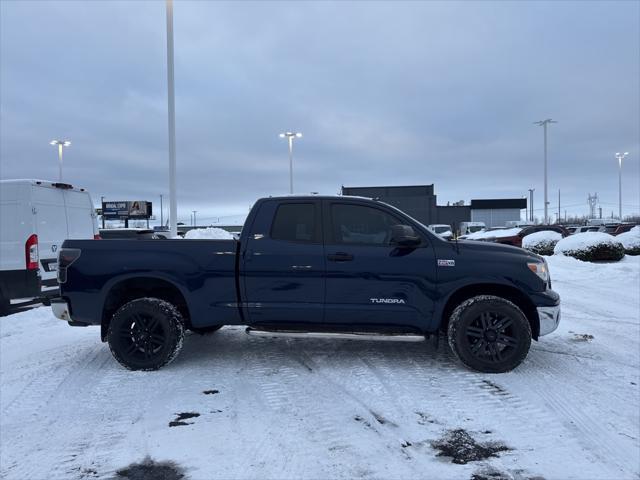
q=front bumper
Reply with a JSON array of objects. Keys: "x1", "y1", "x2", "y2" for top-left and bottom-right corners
[
  {"x1": 537, "y1": 304, "x2": 561, "y2": 336},
  {"x1": 51, "y1": 298, "x2": 72, "y2": 321}
]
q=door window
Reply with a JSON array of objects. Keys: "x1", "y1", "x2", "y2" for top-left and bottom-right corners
[
  {"x1": 270, "y1": 203, "x2": 317, "y2": 243},
  {"x1": 331, "y1": 204, "x2": 401, "y2": 246}
]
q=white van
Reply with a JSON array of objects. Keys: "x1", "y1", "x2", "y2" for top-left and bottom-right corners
[
  {"x1": 427, "y1": 224, "x2": 454, "y2": 239},
  {"x1": 459, "y1": 221, "x2": 486, "y2": 236},
  {"x1": 0, "y1": 179, "x2": 98, "y2": 313}
]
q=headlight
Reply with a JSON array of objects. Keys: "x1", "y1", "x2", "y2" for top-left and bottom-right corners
[{"x1": 527, "y1": 261, "x2": 549, "y2": 283}]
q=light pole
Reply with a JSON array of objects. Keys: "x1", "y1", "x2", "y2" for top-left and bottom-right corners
[
  {"x1": 615, "y1": 152, "x2": 629, "y2": 220},
  {"x1": 160, "y1": 194, "x2": 164, "y2": 227},
  {"x1": 528, "y1": 188, "x2": 535, "y2": 222},
  {"x1": 534, "y1": 119, "x2": 557, "y2": 224},
  {"x1": 279, "y1": 132, "x2": 302, "y2": 194},
  {"x1": 166, "y1": 0, "x2": 178, "y2": 238},
  {"x1": 49, "y1": 140, "x2": 71, "y2": 182},
  {"x1": 192, "y1": 210, "x2": 197, "y2": 227}
]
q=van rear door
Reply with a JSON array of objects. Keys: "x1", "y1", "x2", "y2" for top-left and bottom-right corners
[
  {"x1": 32, "y1": 185, "x2": 68, "y2": 287},
  {"x1": 63, "y1": 190, "x2": 97, "y2": 240}
]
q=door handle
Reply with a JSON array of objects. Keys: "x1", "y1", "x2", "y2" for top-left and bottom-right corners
[{"x1": 327, "y1": 252, "x2": 354, "y2": 262}]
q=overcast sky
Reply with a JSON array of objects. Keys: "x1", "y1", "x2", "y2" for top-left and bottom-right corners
[{"x1": 1, "y1": 0, "x2": 639, "y2": 224}]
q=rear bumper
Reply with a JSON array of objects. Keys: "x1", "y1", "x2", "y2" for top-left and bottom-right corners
[
  {"x1": 51, "y1": 298, "x2": 72, "y2": 321},
  {"x1": 537, "y1": 304, "x2": 561, "y2": 336}
]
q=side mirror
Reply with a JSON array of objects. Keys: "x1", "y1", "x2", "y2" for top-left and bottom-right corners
[{"x1": 391, "y1": 225, "x2": 421, "y2": 247}]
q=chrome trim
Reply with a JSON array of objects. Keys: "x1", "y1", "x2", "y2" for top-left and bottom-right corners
[
  {"x1": 537, "y1": 304, "x2": 561, "y2": 336},
  {"x1": 245, "y1": 328, "x2": 425, "y2": 342},
  {"x1": 51, "y1": 300, "x2": 72, "y2": 321}
]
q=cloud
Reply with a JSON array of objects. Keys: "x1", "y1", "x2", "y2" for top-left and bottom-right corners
[{"x1": 1, "y1": 0, "x2": 638, "y2": 223}]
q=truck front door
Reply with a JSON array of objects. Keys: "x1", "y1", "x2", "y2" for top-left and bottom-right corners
[
  {"x1": 242, "y1": 200, "x2": 325, "y2": 325},
  {"x1": 322, "y1": 200, "x2": 437, "y2": 331}
]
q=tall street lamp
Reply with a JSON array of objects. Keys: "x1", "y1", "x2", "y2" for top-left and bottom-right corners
[
  {"x1": 166, "y1": 0, "x2": 178, "y2": 238},
  {"x1": 534, "y1": 119, "x2": 557, "y2": 224},
  {"x1": 49, "y1": 140, "x2": 71, "y2": 182},
  {"x1": 615, "y1": 152, "x2": 629, "y2": 220},
  {"x1": 279, "y1": 132, "x2": 302, "y2": 194}
]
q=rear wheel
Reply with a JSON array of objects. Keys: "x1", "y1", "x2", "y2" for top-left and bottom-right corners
[
  {"x1": 447, "y1": 295, "x2": 531, "y2": 373},
  {"x1": 108, "y1": 297, "x2": 185, "y2": 371}
]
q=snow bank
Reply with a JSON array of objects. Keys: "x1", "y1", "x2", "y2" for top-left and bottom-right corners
[
  {"x1": 184, "y1": 227, "x2": 234, "y2": 240},
  {"x1": 464, "y1": 227, "x2": 522, "y2": 240},
  {"x1": 522, "y1": 230, "x2": 562, "y2": 256},
  {"x1": 554, "y1": 232, "x2": 625, "y2": 262},
  {"x1": 616, "y1": 226, "x2": 640, "y2": 255}
]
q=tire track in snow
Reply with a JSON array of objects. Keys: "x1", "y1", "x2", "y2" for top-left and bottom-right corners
[
  {"x1": 522, "y1": 353, "x2": 638, "y2": 477},
  {"x1": 1, "y1": 344, "x2": 109, "y2": 479},
  {"x1": 1, "y1": 343, "x2": 103, "y2": 419}
]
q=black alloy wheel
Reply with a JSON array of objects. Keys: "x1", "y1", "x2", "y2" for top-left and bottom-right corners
[
  {"x1": 465, "y1": 311, "x2": 520, "y2": 363},
  {"x1": 108, "y1": 298, "x2": 185, "y2": 371},
  {"x1": 448, "y1": 295, "x2": 531, "y2": 373}
]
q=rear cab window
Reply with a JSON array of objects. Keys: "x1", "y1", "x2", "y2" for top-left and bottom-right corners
[{"x1": 270, "y1": 203, "x2": 320, "y2": 243}]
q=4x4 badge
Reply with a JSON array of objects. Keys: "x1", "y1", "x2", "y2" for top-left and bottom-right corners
[{"x1": 438, "y1": 259, "x2": 455, "y2": 267}]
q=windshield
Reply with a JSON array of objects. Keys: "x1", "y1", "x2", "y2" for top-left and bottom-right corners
[
  {"x1": 469, "y1": 226, "x2": 484, "y2": 233},
  {"x1": 434, "y1": 226, "x2": 451, "y2": 233}
]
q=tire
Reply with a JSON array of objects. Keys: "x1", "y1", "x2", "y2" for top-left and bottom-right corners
[
  {"x1": 107, "y1": 297, "x2": 185, "y2": 371},
  {"x1": 190, "y1": 325, "x2": 223, "y2": 335},
  {"x1": 447, "y1": 295, "x2": 531, "y2": 373}
]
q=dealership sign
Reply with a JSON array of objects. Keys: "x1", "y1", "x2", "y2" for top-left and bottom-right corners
[{"x1": 102, "y1": 201, "x2": 152, "y2": 219}]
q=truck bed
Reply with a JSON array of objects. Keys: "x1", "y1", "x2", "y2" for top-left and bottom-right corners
[{"x1": 60, "y1": 239, "x2": 242, "y2": 328}]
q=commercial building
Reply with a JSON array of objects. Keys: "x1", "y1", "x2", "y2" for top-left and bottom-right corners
[
  {"x1": 341, "y1": 185, "x2": 526, "y2": 230},
  {"x1": 470, "y1": 199, "x2": 528, "y2": 228}
]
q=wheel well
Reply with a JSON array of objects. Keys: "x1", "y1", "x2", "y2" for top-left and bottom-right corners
[
  {"x1": 440, "y1": 284, "x2": 540, "y2": 340},
  {"x1": 101, "y1": 277, "x2": 191, "y2": 341}
]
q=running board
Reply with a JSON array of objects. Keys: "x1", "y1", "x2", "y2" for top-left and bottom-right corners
[{"x1": 245, "y1": 327, "x2": 426, "y2": 342}]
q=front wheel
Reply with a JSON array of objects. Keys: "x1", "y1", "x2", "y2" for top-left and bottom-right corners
[
  {"x1": 108, "y1": 297, "x2": 185, "y2": 371},
  {"x1": 447, "y1": 295, "x2": 531, "y2": 373}
]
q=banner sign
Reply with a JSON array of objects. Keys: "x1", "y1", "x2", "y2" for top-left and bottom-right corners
[{"x1": 102, "y1": 201, "x2": 152, "y2": 219}]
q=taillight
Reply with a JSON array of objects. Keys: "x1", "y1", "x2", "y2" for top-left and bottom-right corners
[
  {"x1": 94, "y1": 234, "x2": 102, "y2": 240},
  {"x1": 58, "y1": 248, "x2": 81, "y2": 284},
  {"x1": 25, "y1": 234, "x2": 38, "y2": 270}
]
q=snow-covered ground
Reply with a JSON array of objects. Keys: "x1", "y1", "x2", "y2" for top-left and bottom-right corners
[{"x1": 1, "y1": 257, "x2": 639, "y2": 480}]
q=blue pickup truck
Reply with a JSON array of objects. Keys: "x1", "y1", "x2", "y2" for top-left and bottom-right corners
[{"x1": 52, "y1": 195, "x2": 560, "y2": 373}]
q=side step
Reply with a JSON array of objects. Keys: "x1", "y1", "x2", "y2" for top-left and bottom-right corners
[{"x1": 245, "y1": 327, "x2": 426, "y2": 343}]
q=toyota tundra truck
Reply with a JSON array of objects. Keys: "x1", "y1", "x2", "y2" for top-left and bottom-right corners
[{"x1": 52, "y1": 195, "x2": 560, "y2": 373}]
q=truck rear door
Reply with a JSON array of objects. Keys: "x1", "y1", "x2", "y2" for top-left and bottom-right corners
[
  {"x1": 322, "y1": 200, "x2": 437, "y2": 330},
  {"x1": 242, "y1": 199, "x2": 325, "y2": 324}
]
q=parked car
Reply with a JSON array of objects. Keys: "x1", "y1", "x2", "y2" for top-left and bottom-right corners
[
  {"x1": 99, "y1": 228, "x2": 165, "y2": 240},
  {"x1": 613, "y1": 224, "x2": 638, "y2": 236},
  {"x1": 53, "y1": 195, "x2": 560, "y2": 374},
  {"x1": 0, "y1": 179, "x2": 98, "y2": 314},
  {"x1": 570, "y1": 225, "x2": 605, "y2": 234},
  {"x1": 490, "y1": 225, "x2": 570, "y2": 248},
  {"x1": 428, "y1": 224, "x2": 453, "y2": 239}
]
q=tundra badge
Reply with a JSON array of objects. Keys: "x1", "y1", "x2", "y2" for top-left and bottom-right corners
[
  {"x1": 438, "y1": 259, "x2": 455, "y2": 267},
  {"x1": 370, "y1": 298, "x2": 406, "y2": 304}
]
